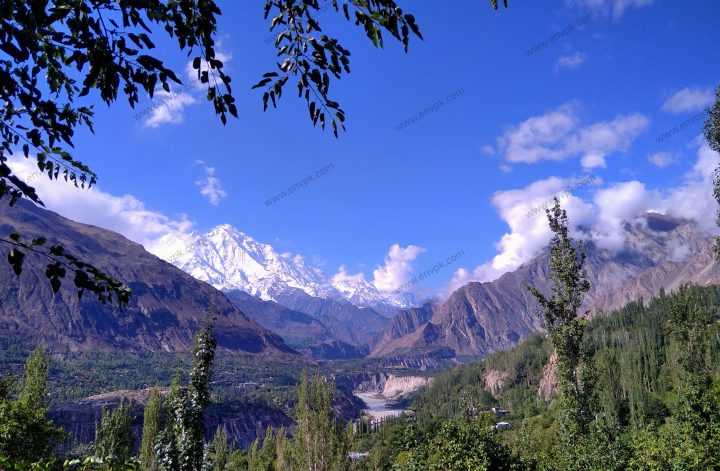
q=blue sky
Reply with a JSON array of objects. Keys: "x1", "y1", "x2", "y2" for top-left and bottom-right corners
[{"x1": 11, "y1": 0, "x2": 720, "y2": 298}]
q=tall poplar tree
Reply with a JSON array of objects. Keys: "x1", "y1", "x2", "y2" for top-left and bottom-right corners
[
  {"x1": 705, "y1": 86, "x2": 720, "y2": 260},
  {"x1": 526, "y1": 199, "x2": 598, "y2": 459},
  {"x1": 140, "y1": 387, "x2": 163, "y2": 470}
]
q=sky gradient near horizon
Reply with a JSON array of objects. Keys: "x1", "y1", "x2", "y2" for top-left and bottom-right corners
[{"x1": 9, "y1": 0, "x2": 720, "y2": 300}]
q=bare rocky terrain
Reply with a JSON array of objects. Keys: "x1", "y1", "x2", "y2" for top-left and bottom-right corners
[
  {"x1": 371, "y1": 214, "x2": 720, "y2": 359},
  {"x1": 0, "y1": 200, "x2": 295, "y2": 355}
]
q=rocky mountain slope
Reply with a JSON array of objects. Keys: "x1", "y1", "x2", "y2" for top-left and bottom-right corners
[
  {"x1": 0, "y1": 201, "x2": 294, "y2": 355},
  {"x1": 270, "y1": 290, "x2": 389, "y2": 348},
  {"x1": 223, "y1": 290, "x2": 333, "y2": 348},
  {"x1": 371, "y1": 214, "x2": 720, "y2": 359}
]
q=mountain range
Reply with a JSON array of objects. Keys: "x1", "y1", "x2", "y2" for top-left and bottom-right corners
[
  {"x1": 162, "y1": 225, "x2": 413, "y2": 315},
  {"x1": 0, "y1": 200, "x2": 293, "y2": 355},
  {"x1": 2, "y1": 202, "x2": 718, "y2": 366},
  {"x1": 160, "y1": 225, "x2": 414, "y2": 350},
  {"x1": 370, "y1": 213, "x2": 720, "y2": 360}
]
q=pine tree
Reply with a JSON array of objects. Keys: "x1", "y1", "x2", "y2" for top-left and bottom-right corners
[{"x1": 140, "y1": 387, "x2": 163, "y2": 470}]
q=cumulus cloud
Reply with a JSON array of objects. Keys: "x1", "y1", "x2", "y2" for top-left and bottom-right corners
[
  {"x1": 6, "y1": 156, "x2": 194, "y2": 260},
  {"x1": 372, "y1": 244, "x2": 426, "y2": 293},
  {"x1": 497, "y1": 103, "x2": 580, "y2": 164},
  {"x1": 556, "y1": 51, "x2": 587, "y2": 71},
  {"x1": 661, "y1": 87, "x2": 714, "y2": 114},
  {"x1": 332, "y1": 265, "x2": 367, "y2": 285},
  {"x1": 591, "y1": 181, "x2": 659, "y2": 250},
  {"x1": 662, "y1": 143, "x2": 720, "y2": 232},
  {"x1": 144, "y1": 91, "x2": 197, "y2": 128},
  {"x1": 566, "y1": 0, "x2": 653, "y2": 19},
  {"x1": 581, "y1": 152, "x2": 606, "y2": 169},
  {"x1": 195, "y1": 161, "x2": 228, "y2": 205},
  {"x1": 443, "y1": 141, "x2": 719, "y2": 297},
  {"x1": 647, "y1": 152, "x2": 678, "y2": 168},
  {"x1": 496, "y1": 103, "x2": 649, "y2": 166}
]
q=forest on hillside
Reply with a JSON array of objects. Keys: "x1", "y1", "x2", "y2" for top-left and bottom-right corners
[{"x1": 2, "y1": 282, "x2": 719, "y2": 469}]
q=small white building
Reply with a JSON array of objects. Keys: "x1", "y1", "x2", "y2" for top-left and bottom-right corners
[
  {"x1": 491, "y1": 421, "x2": 512, "y2": 432},
  {"x1": 491, "y1": 407, "x2": 510, "y2": 416}
]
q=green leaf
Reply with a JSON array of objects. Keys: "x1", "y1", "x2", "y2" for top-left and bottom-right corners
[{"x1": 8, "y1": 249, "x2": 25, "y2": 276}]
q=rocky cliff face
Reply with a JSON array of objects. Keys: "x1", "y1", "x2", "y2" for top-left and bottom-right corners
[
  {"x1": 370, "y1": 303, "x2": 437, "y2": 357},
  {"x1": 331, "y1": 372, "x2": 429, "y2": 400},
  {"x1": 371, "y1": 214, "x2": 720, "y2": 359},
  {"x1": 0, "y1": 201, "x2": 294, "y2": 355},
  {"x1": 382, "y1": 375, "x2": 429, "y2": 400},
  {"x1": 49, "y1": 388, "x2": 293, "y2": 450}
]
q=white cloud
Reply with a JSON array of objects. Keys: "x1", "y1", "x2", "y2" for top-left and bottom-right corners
[
  {"x1": 372, "y1": 244, "x2": 426, "y2": 293},
  {"x1": 144, "y1": 91, "x2": 197, "y2": 128},
  {"x1": 662, "y1": 143, "x2": 720, "y2": 233},
  {"x1": 443, "y1": 141, "x2": 720, "y2": 296},
  {"x1": 591, "y1": 181, "x2": 658, "y2": 250},
  {"x1": 6, "y1": 156, "x2": 194, "y2": 260},
  {"x1": 661, "y1": 87, "x2": 714, "y2": 114},
  {"x1": 581, "y1": 152, "x2": 606, "y2": 169},
  {"x1": 647, "y1": 152, "x2": 677, "y2": 168},
  {"x1": 195, "y1": 161, "x2": 227, "y2": 206},
  {"x1": 565, "y1": 113, "x2": 649, "y2": 155},
  {"x1": 497, "y1": 103, "x2": 649, "y2": 166},
  {"x1": 489, "y1": 176, "x2": 596, "y2": 274},
  {"x1": 566, "y1": 0, "x2": 653, "y2": 19},
  {"x1": 332, "y1": 265, "x2": 367, "y2": 285},
  {"x1": 556, "y1": 51, "x2": 587, "y2": 71},
  {"x1": 497, "y1": 103, "x2": 579, "y2": 164}
]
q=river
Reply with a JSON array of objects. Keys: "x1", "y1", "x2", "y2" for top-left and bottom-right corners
[{"x1": 354, "y1": 391, "x2": 408, "y2": 421}]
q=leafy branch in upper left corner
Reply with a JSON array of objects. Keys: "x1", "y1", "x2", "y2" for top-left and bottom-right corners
[{"x1": 0, "y1": 0, "x2": 239, "y2": 306}]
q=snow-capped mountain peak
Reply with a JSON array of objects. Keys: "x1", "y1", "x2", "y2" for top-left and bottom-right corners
[{"x1": 158, "y1": 224, "x2": 415, "y2": 310}]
